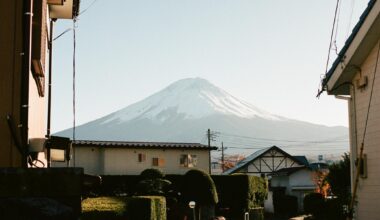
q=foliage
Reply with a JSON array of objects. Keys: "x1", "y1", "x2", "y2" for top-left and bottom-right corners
[
  {"x1": 273, "y1": 189, "x2": 298, "y2": 217},
  {"x1": 81, "y1": 197, "x2": 127, "y2": 220},
  {"x1": 213, "y1": 174, "x2": 267, "y2": 219},
  {"x1": 136, "y1": 169, "x2": 172, "y2": 196},
  {"x1": 312, "y1": 170, "x2": 330, "y2": 197},
  {"x1": 141, "y1": 168, "x2": 165, "y2": 180},
  {"x1": 125, "y1": 196, "x2": 166, "y2": 220},
  {"x1": 182, "y1": 169, "x2": 218, "y2": 205},
  {"x1": 303, "y1": 193, "x2": 325, "y2": 218},
  {"x1": 99, "y1": 175, "x2": 140, "y2": 196},
  {"x1": 325, "y1": 153, "x2": 351, "y2": 204}
]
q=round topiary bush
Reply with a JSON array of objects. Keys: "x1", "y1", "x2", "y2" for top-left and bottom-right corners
[
  {"x1": 182, "y1": 169, "x2": 218, "y2": 205},
  {"x1": 136, "y1": 169, "x2": 171, "y2": 196},
  {"x1": 140, "y1": 168, "x2": 164, "y2": 180}
]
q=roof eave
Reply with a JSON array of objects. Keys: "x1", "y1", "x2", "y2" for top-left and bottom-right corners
[{"x1": 325, "y1": 0, "x2": 380, "y2": 95}]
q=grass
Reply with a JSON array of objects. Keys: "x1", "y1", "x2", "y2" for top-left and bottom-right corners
[{"x1": 81, "y1": 197, "x2": 127, "y2": 220}]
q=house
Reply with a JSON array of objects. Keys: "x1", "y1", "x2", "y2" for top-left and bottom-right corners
[
  {"x1": 52, "y1": 140, "x2": 217, "y2": 175},
  {"x1": 322, "y1": 0, "x2": 380, "y2": 219},
  {"x1": 270, "y1": 166, "x2": 316, "y2": 212},
  {"x1": 0, "y1": 0, "x2": 79, "y2": 167},
  {"x1": 223, "y1": 146, "x2": 307, "y2": 176}
]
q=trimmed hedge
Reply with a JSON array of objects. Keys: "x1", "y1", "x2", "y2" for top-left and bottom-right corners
[
  {"x1": 81, "y1": 197, "x2": 127, "y2": 220},
  {"x1": 273, "y1": 191, "x2": 298, "y2": 217},
  {"x1": 141, "y1": 169, "x2": 165, "y2": 180},
  {"x1": 182, "y1": 169, "x2": 218, "y2": 205},
  {"x1": 213, "y1": 175, "x2": 267, "y2": 219},
  {"x1": 126, "y1": 196, "x2": 166, "y2": 220},
  {"x1": 304, "y1": 193, "x2": 324, "y2": 218}
]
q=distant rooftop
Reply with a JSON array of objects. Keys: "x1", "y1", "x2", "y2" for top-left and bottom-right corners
[{"x1": 73, "y1": 140, "x2": 217, "y2": 150}]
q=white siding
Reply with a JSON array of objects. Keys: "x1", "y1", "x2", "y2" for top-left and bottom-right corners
[
  {"x1": 60, "y1": 147, "x2": 211, "y2": 175},
  {"x1": 349, "y1": 41, "x2": 380, "y2": 219}
]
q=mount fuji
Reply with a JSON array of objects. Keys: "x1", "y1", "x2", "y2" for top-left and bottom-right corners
[{"x1": 56, "y1": 78, "x2": 348, "y2": 156}]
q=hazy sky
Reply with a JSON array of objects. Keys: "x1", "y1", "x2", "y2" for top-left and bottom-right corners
[{"x1": 51, "y1": 0, "x2": 369, "y2": 132}]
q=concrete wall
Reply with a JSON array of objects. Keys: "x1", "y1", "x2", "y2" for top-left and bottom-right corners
[
  {"x1": 55, "y1": 147, "x2": 211, "y2": 175},
  {"x1": 349, "y1": 40, "x2": 380, "y2": 219}
]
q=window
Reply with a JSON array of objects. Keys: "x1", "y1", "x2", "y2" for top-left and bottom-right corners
[
  {"x1": 152, "y1": 157, "x2": 165, "y2": 167},
  {"x1": 180, "y1": 154, "x2": 197, "y2": 167},
  {"x1": 138, "y1": 153, "x2": 146, "y2": 162},
  {"x1": 31, "y1": 0, "x2": 47, "y2": 97}
]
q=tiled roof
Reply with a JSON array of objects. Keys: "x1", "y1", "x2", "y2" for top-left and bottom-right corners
[{"x1": 72, "y1": 140, "x2": 217, "y2": 150}]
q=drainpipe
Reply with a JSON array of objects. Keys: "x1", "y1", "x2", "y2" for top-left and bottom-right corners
[
  {"x1": 46, "y1": 18, "x2": 56, "y2": 168},
  {"x1": 20, "y1": 0, "x2": 34, "y2": 168}
]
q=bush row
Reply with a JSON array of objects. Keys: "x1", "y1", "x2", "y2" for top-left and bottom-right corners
[
  {"x1": 81, "y1": 196, "x2": 166, "y2": 220},
  {"x1": 85, "y1": 173, "x2": 267, "y2": 220},
  {"x1": 303, "y1": 193, "x2": 346, "y2": 220}
]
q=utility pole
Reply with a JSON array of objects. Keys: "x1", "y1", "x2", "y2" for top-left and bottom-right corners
[
  {"x1": 221, "y1": 142, "x2": 225, "y2": 172},
  {"x1": 207, "y1": 129, "x2": 211, "y2": 148},
  {"x1": 207, "y1": 129, "x2": 211, "y2": 174}
]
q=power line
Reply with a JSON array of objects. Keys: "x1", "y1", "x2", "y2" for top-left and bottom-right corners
[
  {"x1": 78, "y1": 0, "x2": 99, "y2": 17},
  {"x1": 218, "y1": 132, "x2": 348, "y2": 144},
  {"x1": 325, "y1": 0, "x2": 341, "y2": 75}
]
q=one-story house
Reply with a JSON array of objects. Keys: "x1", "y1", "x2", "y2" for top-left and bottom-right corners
[{"x1": 52, "y1": 140, "x2": 217, "y2": 175}]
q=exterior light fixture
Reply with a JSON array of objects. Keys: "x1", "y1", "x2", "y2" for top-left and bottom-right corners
[{"x1": 189, "y1": 201, "x2": 196, "y2": 220}]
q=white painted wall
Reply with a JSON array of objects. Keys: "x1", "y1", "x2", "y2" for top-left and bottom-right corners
[
  {"x1": 349, "y1": 40, "x2": 380, "y2": 220},
  {"x1": 55, "y1": 147, "x2": 211, "y2": 175}
]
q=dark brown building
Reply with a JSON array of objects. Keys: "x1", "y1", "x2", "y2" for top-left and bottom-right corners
[{"x1": 0, "y1": 0, "x2": 79, "y2": 167}]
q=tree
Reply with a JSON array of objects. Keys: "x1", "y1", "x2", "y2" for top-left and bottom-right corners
[
  {"x1": 325, "y1": 153, "x2": 351, "y2": 204},
  {"x1": 136, "y1": 168, "x2": 171, "y2": 196}
]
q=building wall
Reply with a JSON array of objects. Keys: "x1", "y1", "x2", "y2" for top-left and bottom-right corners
[
  {"x1": 0, "y1": 0, "x2": 48, "y2": 167},
  {"x1": 55, "y1": 147, "x2": 211, "y2": 175},
  {"x1": 350, "y1": 40, "x2": 380, "y2": 219},
  {"x1": 270, "y1": 169, "x2": 315, "y2": 212},
  {"x1": 0, "y1": 0, "x2": 24, "y2": 167}
]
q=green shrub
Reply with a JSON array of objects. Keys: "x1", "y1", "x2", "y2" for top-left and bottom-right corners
[
  {"x1": 81, "y1": 197, "x2": 127, "y2": 220},
  {"x1": 249, "y1": 207, "x2": 264, "y2": 220},
  {"x1": 304, "y1": 193, "x2": 325, "y2": 218},
  {"x1": 213, "y1": 174, "x2": 267, "y2": 218},
  {"x1": 99, "y1": 175, "x2": 140, "y2": 196},
  {"x1": 182, "y1": 169, "x2": 218, "y2": 205},
  {"x1": 126, "y1": 196, "x2": 166, "y2": 220},
  {"x1": 141, "y1": 168, "x2": 165, "y2": 180},
  {"x1": 325, "y1": 198, "x2": 345, "y2": 220},
  {"x1": 273, "y1": 191, "x2": 298, "y2": 217},
  {"x1": 136, "y1": 169, "x2": 172, "y2": 196}
]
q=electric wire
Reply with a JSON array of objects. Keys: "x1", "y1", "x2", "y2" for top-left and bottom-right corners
[
  {"x1": 325, "y1": 0, "x2": 341, "y2": 75},
  {"x1": 72, "y1": 19, "x2": 77, "y2": 167},
  {"x1": 78, "y1": 0, "x2": 99, "y2": 17},
  {"x1": 348, "y1": 42, "x2": 380, "y2": 219}
]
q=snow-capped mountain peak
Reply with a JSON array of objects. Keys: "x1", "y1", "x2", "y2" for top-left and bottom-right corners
[{"x1": 102, "y1": 78, "x2": 282, "y2": 124}]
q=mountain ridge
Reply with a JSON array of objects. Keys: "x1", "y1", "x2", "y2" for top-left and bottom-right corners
[{"x1": 56, "y1": 78, "x2": 348, "y2": 156}]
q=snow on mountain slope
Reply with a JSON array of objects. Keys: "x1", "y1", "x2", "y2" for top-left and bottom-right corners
[
  {"x1": 101, "y1": 78, "x2": 283, "y2": 124},
  {"x1": 56, "y1": 77, "x2": 348, "y2": 157}
]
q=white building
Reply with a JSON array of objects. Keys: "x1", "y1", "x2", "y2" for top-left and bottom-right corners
[{"x1": 53, "y1": 140, "x2": 216, "y2": 175}]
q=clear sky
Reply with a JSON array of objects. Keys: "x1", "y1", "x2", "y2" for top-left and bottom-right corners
[{"x1": 51, "y1": 0, "x2": 369, "y2": 133}]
